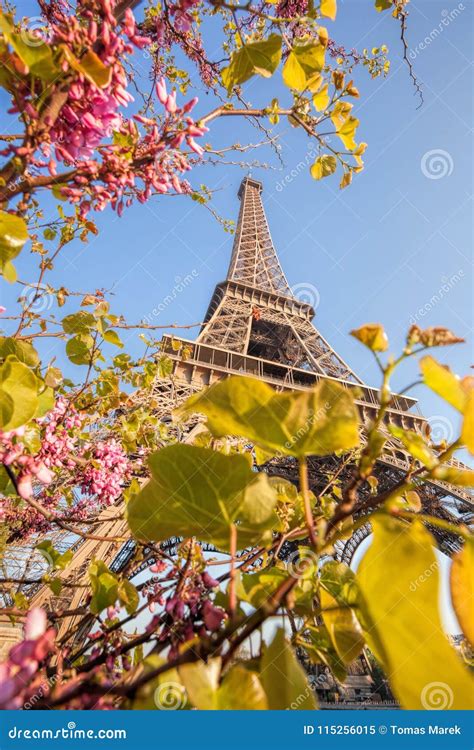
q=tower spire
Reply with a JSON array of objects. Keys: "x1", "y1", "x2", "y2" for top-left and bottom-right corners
[{"x1": 226, "y1": 177, "x2": 292, "y2": 296}]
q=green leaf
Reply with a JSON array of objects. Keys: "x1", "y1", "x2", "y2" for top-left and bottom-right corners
[
  {"x1": 388, "y1": 425, "x2": 438, "y2": 469},
  {"x1": 127, "y1": 444, "x2": 280, "y2": 551},
  {"x1": 66, "y1": 335, "x2": 94, "y2": 365},
  {"x1": 48, "y1": 577, "x2": 63, "y2": 595},
  {"x1": 62, "y1": 311, "x2": 96, "y2": 334},
  {"x1": 218, "y1": 666, "x2": 268, "y2": 709},
  {"x1": 0, "y1": 465, "x2": 16, "y2": 495},
  {"x1": 89, "y1": 560, "x2": 119, "y2": 615},
  {"x1": 301, "y1": 624, "x2": 347, "y2": 682},
  {"x1": 0, "y1": 337, "x2": 39, "y2": 367},
  {"x1": 14, "y1": 591, "x2": 29, "y2": 610},
  {"x1": 222, "y1": 34, "x2": 282, "y2": 92},
  {"x1": 450, "y1": 539, "x2": 474, "y2": 648},
  {"x1": 239, "y1": 564, "x2": 312, "y2": 614},
  {"x1": 45, "y1": 366, "x2": 63, "y2": 388},
  {"x1": 350, "y1": 323, "x2": 388, "y2": 352},
  {"x1": 260, "y1": 628, "x2": 317, "y2": 709},
  {"x1": 118, "y1": 578, "x2": 139, "y2": 615},
  {"x1": 35, "y1": 386, "x2": 55, "y2": 418},
  {"x1": 310, "y1": 155, "x2": 337, "y2": 180},
  {"x1": 157, "y1": 355, "x2": 173, "y2": 378},
  {"x1": 320, "y1": 561, "x2": 364, "y2": 664},
  {"x1": 103, "y1": 329, "x2": 123, "y2": 348},
  {"x1": 0, "y1": 210, "x2": 28, "y2": 264},
  {"x1": 0, "y1": 12, "x2": 58, "y2": 81},
  {"x1": 177, "y1": 376, "x2": 359, "y2": 458},
  {"x1": 0, "y1": 357, "x2": 39, "y2": 430},
  {"x1": 36, "y1": 540, "x2": 73, "y2": 570},
  {"x1": 73, "y1": 49, "x2": 112, "y2": 88},
  {"x1": 283, "y1": 42, "x2": 325, "y2": 92},
  {"x1": 375, "y1": 0, "x2": 392, "y2": 10},
  {"x1": 356, "y1": 514, "x2": 474, "y2": 708},
  {"x1": 420, "y1": 356, "x2": 467, "y2": 412}
]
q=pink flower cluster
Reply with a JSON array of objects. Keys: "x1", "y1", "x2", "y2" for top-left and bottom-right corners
[
  {"x1": 79, "y1": 438, "x2": 131, "y2": 507},
  {"x1": 3, "y1": 0, "x2": 208, "y2": 220},
  {"x1": 168, "y1": 0, "x2": 201, "y2": 33},
  {"x1": 38, "y1": 397, "x2": 85, "y2": 471},
  {"x1": 0, "y1": 426, "x2": 54, "y2": 501},
  {"x1": 0, "y1": 609, "x2": 55, "y2": 709},
  {"x1": 1, "y1": 397, "x2": 131, "y2": 539},
  {"x1": 59, "y1": 80, "x2": 208, "y2": 218}
]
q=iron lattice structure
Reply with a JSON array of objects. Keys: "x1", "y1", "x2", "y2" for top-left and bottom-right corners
[{"x1": 1, "y1": 178, "x2": 472, "y2": 684}]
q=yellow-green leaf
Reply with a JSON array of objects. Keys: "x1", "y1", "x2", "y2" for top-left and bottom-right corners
[
  {"x1": 461, "y1": 390, "x2": 474, "y2": 455},
  {"x1": 357, "y1": 515, "x2": 474, "y2": 709},
  {"x1": 450, "y1": 539, "x2": 474, "y2": 648},
  {"x1": 388, "y1": 425, "x2": 438, "y2": 469},
  {"x1": 0, "y1": 357, "x2": 39, "y2": 430},
  {"x1": 337, "y1": 115, "x2": 359, "y2": 150},
  {"x1": 0, "y1": 12, "x2": 58, "y2": 81},
  {"x1": 222, "y1": 34, "x2": 282, "y2": 93},
  {"x1": 177, "y1": 376, "x2": 359, "y2": 458},
  {"x1": 283, "y1": 43, "x2": 325, "y2": 92},
  {"x1": 62, "y1": 46, "x2": 112, "y2": 88},
  {"x1": 127, "y1": 444, "x2": 280, "y2": 551},
  {"x1": 260, "y1": 628, "x2": 317, "y2": 709},
  {"x1": 0, "y1": 210, "x2": 28, "y2": 264},
  {"x1": 431, "y1": 467, "x2": 474, "y2": 487},
  {"x1": 310, "y1": 155, "x2": 337, "y2": 180},
  {"x1": 420, "y1": 356, "x2": 467, "y2": 412},
  {"x1": 179, "y1": 660, "x2": 268, "y2": 709},
  {"x1": 313, "y1": 84, "x2": 329, "y2": 111},
  {"x1": 330, "y1": 100, "x2": 352, "y2": 129},
  {"x1": 350, "y1": 323, "x2": 388, "y2": 352},
  {"x1": 320, "y1": 561, "x2": 364, "y2": 664},
  {"x1": 320, "y1": 0, "x2": 337, "y2": 20}
]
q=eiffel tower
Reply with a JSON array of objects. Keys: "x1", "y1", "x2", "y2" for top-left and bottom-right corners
[{"x1": 1, "y1": 177, "x2": 472, "y2": 677}]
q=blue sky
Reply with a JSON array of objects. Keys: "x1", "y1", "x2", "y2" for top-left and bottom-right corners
[{"x1": 1, "y1": 1, "x2": 472, "y2": 631}]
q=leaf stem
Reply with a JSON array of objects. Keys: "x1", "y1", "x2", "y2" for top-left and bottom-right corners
[{"x1": 299, "y1": 456, "x2": 317, "y2": 547}]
